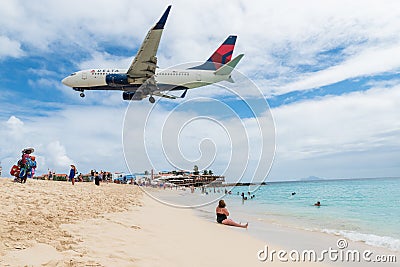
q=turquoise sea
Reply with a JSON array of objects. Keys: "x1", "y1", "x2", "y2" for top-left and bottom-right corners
[
  {"x1": 219, "y1": 177, "x2": 400, "y2": 251},
  {"x1": 152, "y1": 177, "x2": 400, "y2": 251}
]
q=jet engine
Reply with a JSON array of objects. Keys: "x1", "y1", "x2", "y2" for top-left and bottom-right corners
[{"x1": 122, "y1": 91, "x2": 142, "y2": 101}]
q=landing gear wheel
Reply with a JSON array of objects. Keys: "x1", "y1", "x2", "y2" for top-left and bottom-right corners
[
  {"x1": 149, "y1": 96, "x2": 155, "y2": 103},
  {"x1": 80, "y1": 92, "x2": 85, "y2": 98}
]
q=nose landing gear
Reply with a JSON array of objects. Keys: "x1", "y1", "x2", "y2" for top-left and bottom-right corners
[
  {"x1": 80, "y1": 92, "x2": 85, "y2": 98},
  {"x1": 149, "y1": 96, "x2": 155, "y2": 103}
]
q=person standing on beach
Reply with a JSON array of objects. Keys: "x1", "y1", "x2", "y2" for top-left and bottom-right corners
[
  {"x1": 94, "y1": 172, "x2": 100, "y2": 186},
  {"x1": 90, "y1": 170, "x2": 95, "y2": 182},
  {"x1": 18, "y1": 148, "x2": 36, "y2": 183},
  {"x1": 69, "y1": 165, "x2": 76, "y2": 185},
  {"x1": 216, "y1": 200, "x2": 248, "y2": 228}
]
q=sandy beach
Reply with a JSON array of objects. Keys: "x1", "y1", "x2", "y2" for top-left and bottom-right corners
[
  {"x1": 0, "y1": 178, "x2": 143, "y2": 266},
  {"x1": 0, "y1": 179, "x2": 397, "y2": 266}
]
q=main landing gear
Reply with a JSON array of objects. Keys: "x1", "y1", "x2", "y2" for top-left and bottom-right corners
[
  {"x1": 74, "y1": 88, "x2": 85, "y2": 98},
  {"x1": 149, "y1": 96, "x2": 155, "y2": 103}
]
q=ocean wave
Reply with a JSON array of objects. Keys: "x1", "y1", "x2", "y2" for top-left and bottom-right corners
[{"x1": 322, "y1": 229, "x2": 400, "y2": 252}]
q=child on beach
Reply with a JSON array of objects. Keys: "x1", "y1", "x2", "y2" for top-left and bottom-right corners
[{"x1": 216, "y1": 200, "x2": 248, "y2": 228}]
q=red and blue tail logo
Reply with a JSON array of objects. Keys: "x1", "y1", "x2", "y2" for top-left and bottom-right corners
[{"x1": 191, "y1": 35, "x2": 237, "y2": 70}]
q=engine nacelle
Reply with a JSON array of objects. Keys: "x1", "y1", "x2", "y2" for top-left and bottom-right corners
[
  {"x1": 106, "y1": 74, "x2": 129, "y2": 87},
  {"x1": 122, "y1": 91, "x2": 142, "y2": 101}
]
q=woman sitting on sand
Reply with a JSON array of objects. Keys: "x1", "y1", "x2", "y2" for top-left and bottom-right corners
[{"x1": 216, "y1": 200, "x2": 248, "y2": 228}]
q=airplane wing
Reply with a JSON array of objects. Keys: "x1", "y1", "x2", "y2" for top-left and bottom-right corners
[
  {"x1": 132, "y1": 75, "x2": 159, "y2": 99},
  {"x1": 132, "y1": 75, "x2": 187, "y2": 101},
  {"x1": 126, "y1": 5, "x2": 171, "y2": 84}
]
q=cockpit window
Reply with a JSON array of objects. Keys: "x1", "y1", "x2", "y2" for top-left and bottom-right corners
[{"x1": 70, "y1": 73, "x2": 76, "y2": 76}]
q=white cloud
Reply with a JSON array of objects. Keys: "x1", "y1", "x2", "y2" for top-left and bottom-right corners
[
  {"x1": 2, "y1": 0, "x2": 399, "y2": 73},
  {"x1": 5, "y1": 116, "x2": 24, "y2": 139},
  {"x1": 123, "y1": 97, "x2": 275, "y2": 183},
  {"x1": 2, "y1": 0, "x2": 397, "y2": 100},
  {"x1": 6, "y1": 115, "x2": 23, "y2": 128},
  {"x1": 0, "y1": 36, "x2": 24, "y2": 58},
  {"x1": 0, "y1": 106, "x2": 127, "y2": 176},
  {"x1": 277, "y1": 45, "x2": 400, "y2": 94},
  {"x1": 46, "y1": 141, "x2": 74, "y2": 168},
  {"x1": 77, "y1": 52, "x2": 132, "y2": 70},
  {"x1": 269, "y1": 84, "x2": 400, "y2": 179},
  {"x1": 1, "y1": 83, "x2": 399, "y2": 181}
]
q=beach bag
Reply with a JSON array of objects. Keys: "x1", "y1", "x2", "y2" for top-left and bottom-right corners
[
  {"x1": 10, "y1": 165, "x2": 20, "y2": 177},
  {"x1": 26, "y1": 157, "x2": 36, "y2": 169}
]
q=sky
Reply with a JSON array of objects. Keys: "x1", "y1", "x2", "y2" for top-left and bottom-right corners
[{"x1": 0, "y1": 0, "x2": 399, "y2": 182}]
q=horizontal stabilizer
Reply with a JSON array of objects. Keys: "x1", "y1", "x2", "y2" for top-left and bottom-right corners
[
  {"x1": 154, "y1": 89, "x2": 187, "y2": 100},
  {"x1": 214, "y1": 54, "x2": 244, "y2": 76},
  {"x1": 180, "y1": 89, "x2": 187, "y2": 98}
]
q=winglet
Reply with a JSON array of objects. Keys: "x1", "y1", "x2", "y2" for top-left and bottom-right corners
[{"x1": 154, "y1": 5, "x2": 172, "y2": 30}]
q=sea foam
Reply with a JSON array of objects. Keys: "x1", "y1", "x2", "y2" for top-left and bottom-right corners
[{"x1": 322, "y1": 229, "x2": 400, "y2": 252}]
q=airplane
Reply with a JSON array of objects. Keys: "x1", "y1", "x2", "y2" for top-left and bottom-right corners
[{"x1": 61, "y1": 5, "x2": 244, "y2": 103}]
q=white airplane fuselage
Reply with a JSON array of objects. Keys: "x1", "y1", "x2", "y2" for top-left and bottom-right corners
[{"x1": 62, "y1": 68, "x2": 230, "y2": 92}]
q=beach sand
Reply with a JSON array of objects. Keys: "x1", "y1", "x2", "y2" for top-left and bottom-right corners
[
  {"x1": 0, "y1": 178, "x2": 142, "y2": 266},
  {"x1": 1, "y1": 179, "x2": 396, "y2": 266}
]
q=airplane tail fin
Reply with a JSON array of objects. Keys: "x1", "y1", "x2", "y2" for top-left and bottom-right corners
[{"x1": 190, "y1": 35, "x2": 237, "y2": 71}]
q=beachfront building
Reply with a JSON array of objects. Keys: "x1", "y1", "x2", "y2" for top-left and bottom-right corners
[{"x1": 155, "y1": 170, "x2": 224, "y2": 187}]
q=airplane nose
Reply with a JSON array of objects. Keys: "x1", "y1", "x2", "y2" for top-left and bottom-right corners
[{"x1": 62, "y1": 77, "x2": 72, "y2": 87}]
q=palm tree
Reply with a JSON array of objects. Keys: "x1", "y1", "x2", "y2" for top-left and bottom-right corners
[
  {"x1": 203, "y1": 170, "x2": 208, "y2": 175},
  {"x1": 208, "y1": 170, "x2": 213, "y2": 175}
]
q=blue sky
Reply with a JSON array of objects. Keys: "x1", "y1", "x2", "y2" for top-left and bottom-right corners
[{"x1": 1, "y1": 0, "x2": 400, "y2": 182}]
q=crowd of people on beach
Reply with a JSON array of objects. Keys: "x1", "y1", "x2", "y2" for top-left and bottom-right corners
[
  {"x1": 46, "y1": 168, "x2": 112, "y2": 182},
  {"x1": 45, "y1": 168, "x2": 112, "y2": 185},
  {"x1": 8, "y1": 147, "x2": 116, "y2": 187},
  {"x1": 9, "y1": 148, "x2": 320, "y2": 233},
  {"x1": 66, "y1": 168, "x2": 113, "y2": 186}
]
